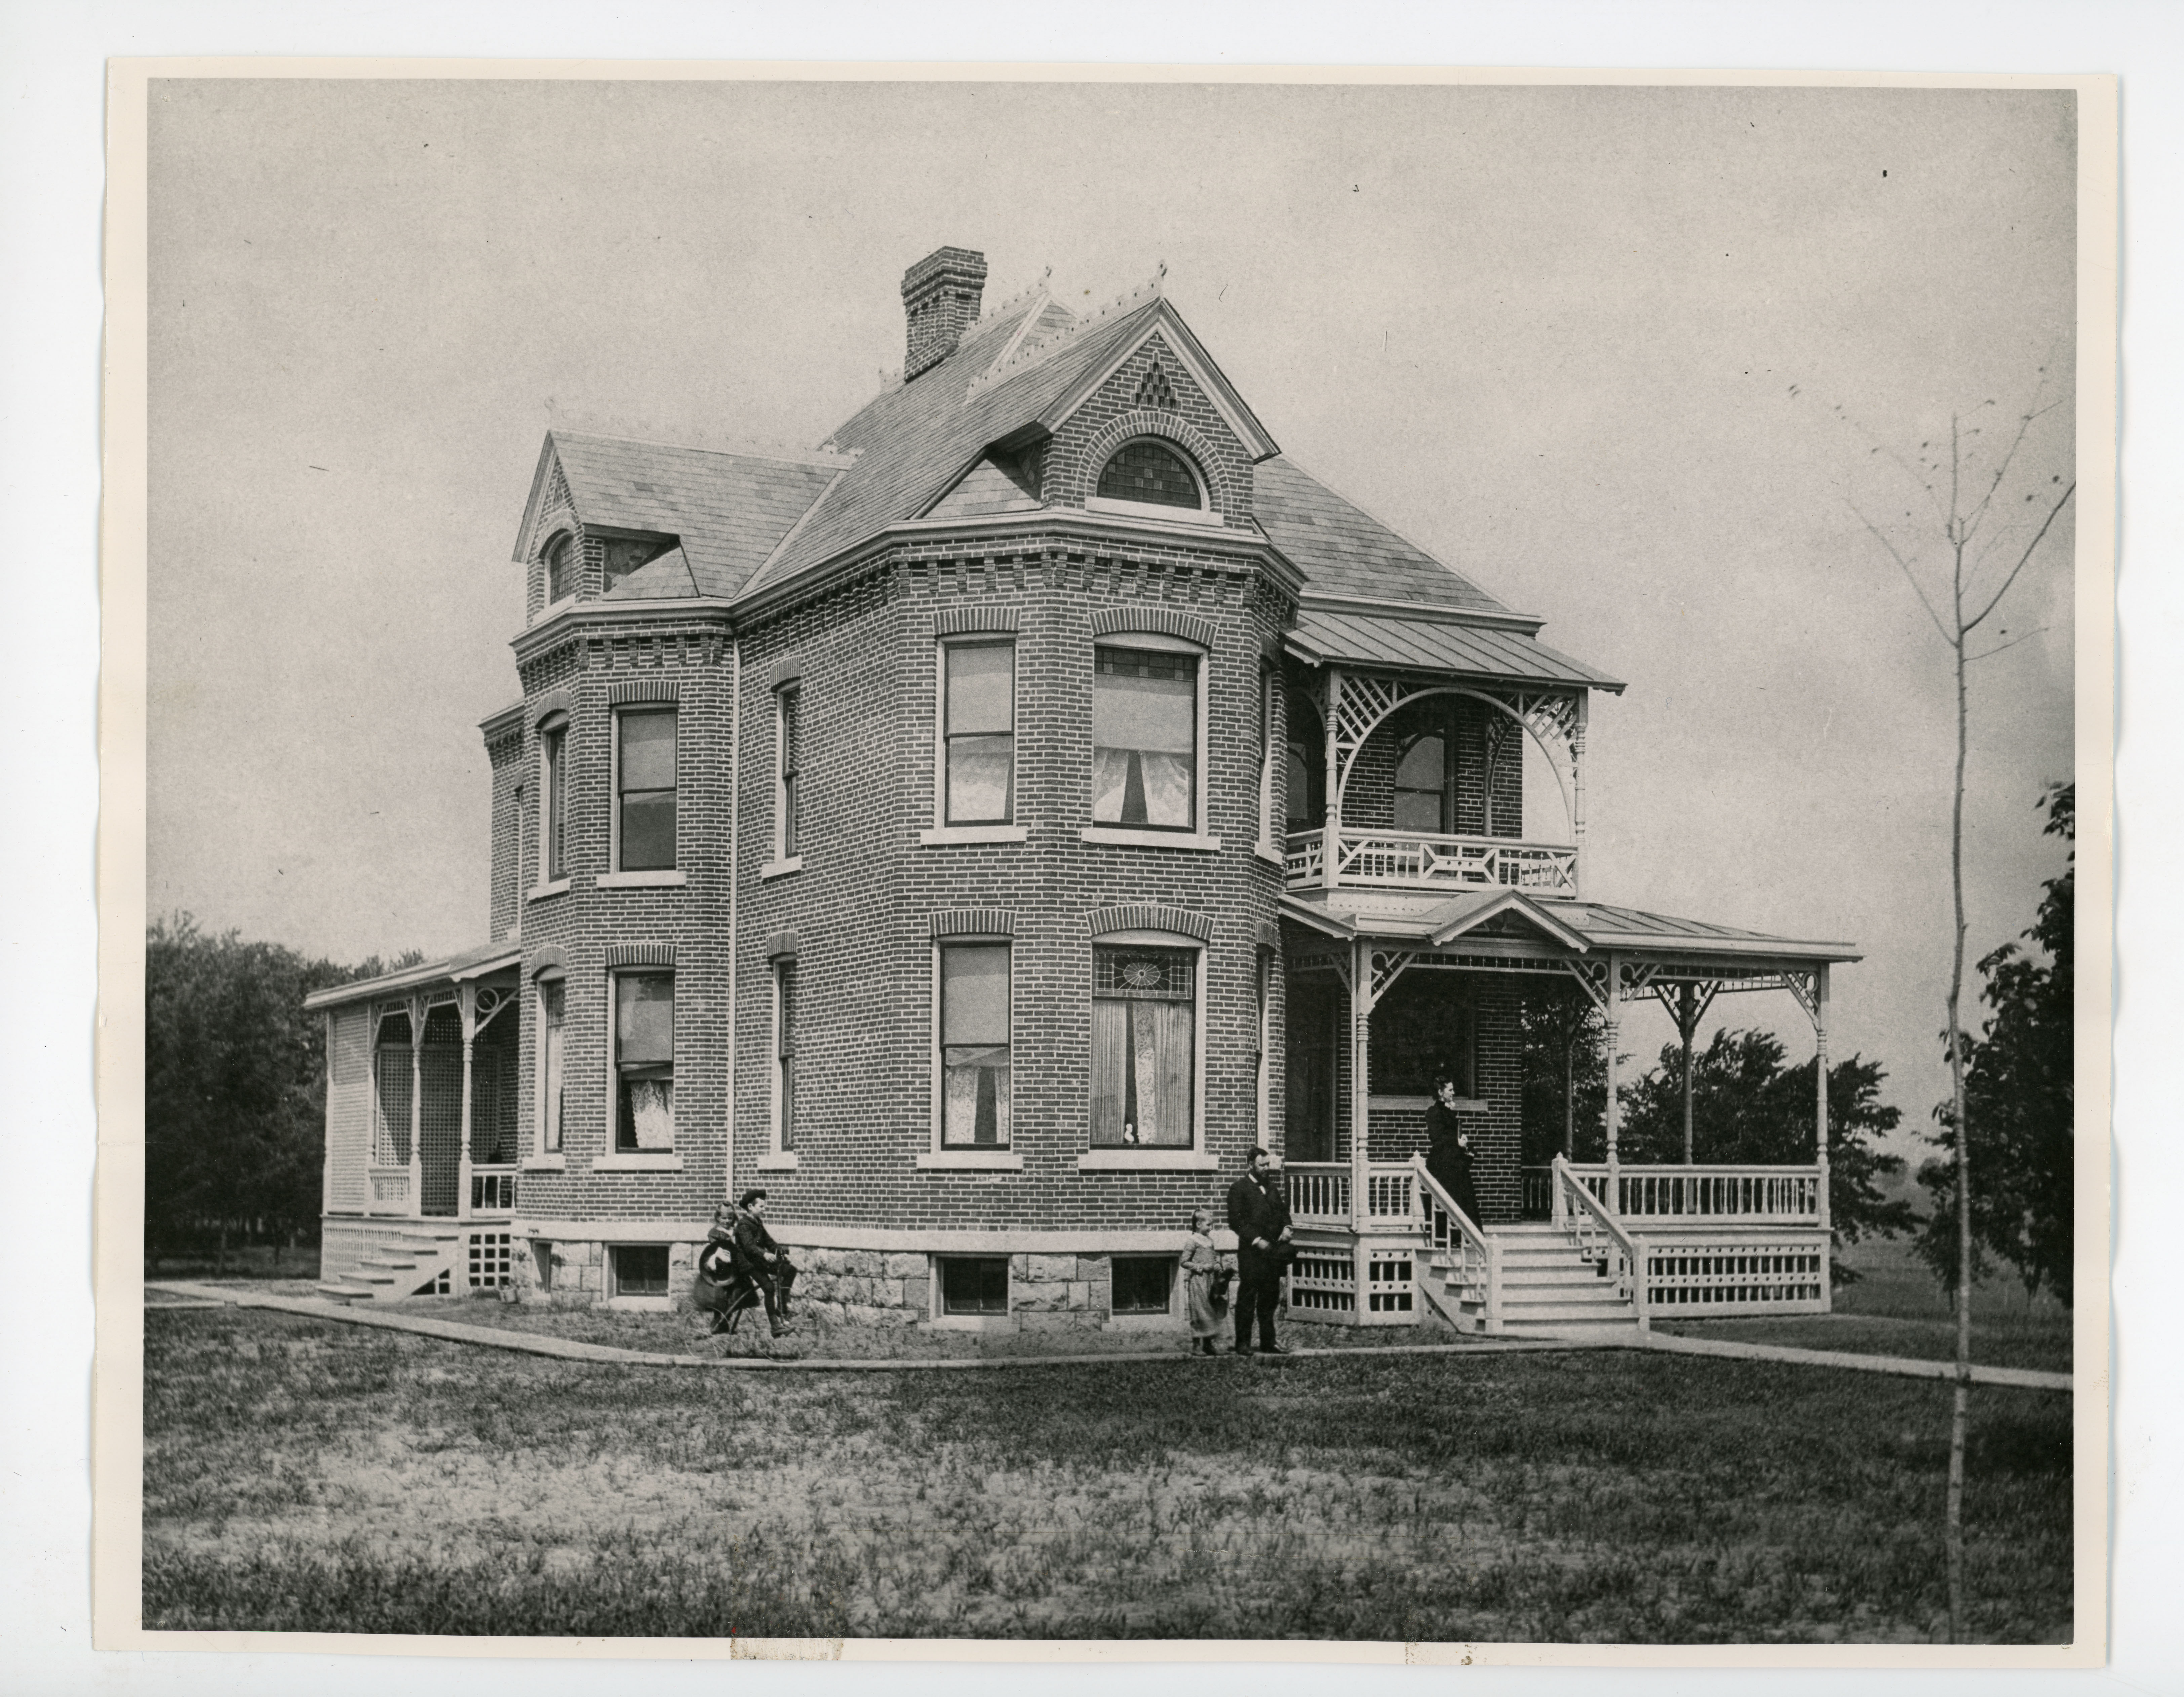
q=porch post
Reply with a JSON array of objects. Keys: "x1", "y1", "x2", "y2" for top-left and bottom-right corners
[
  {"x1": 1602, "y1": 953, "x2": 1622, "y2": 1213},
  {"x1": 1678, "y1": 983, "x2": 1698, "y2": 1166},
  {"x1": 1570, "y1": 691, "x2": 1588, "y2": 900},
  {"x1": 1348, "y1": 936, "x2": 1371, "y2": 1232},
  {"x1": 457, "y1": 983, "x2": 477, "y2": 1224},
  {"x1": 406, "y1": 995, "x2": 425, "y2": 1220},
  {"x1": 1323, "y1": 669, "x2": 1344, "y2": 892},
  {"x1": 1813, "y1": 964, "x2": 1832, "y2": 1231}
]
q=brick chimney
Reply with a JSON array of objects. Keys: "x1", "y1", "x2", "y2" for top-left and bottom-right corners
[{"x1": 901, "y1": 246, "x2": 988, "y2": 381}]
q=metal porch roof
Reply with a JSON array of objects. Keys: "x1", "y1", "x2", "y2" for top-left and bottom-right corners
[{"x1": 1285, "y1": 608, "x2": 1625, "y2": 694}]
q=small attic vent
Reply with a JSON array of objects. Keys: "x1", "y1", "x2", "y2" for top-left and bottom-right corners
[{"x1": 1133, "y1": 361, "x2": 1179, "y2": 412}]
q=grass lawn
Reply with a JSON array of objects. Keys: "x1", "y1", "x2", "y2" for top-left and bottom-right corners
[
  {"x1": 1651, "y1": 1236, "x2": 2076, "y2": 1374},
  {"x1": 143, "y1": 1304, "x2": 2071, "y2": 1643}
]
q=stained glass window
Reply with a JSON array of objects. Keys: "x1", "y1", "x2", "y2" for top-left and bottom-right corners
[
  {"x1": 1095, "y1": 439, "x2": 1201, "y2": 508},
  {"x1": 1091, "y1": 945, "x2": 1195, "y2": 1148}
]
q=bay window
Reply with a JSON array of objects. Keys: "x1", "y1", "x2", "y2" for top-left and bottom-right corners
[
  {"x1": 1090, "y1": 944, "x2": 1196, "y2": 1147},
  {"x1": 613, "y1": 971, "x2": 674, "y2": 1151},
  {"x1": 940, "y1": 943, "x2": 1012, "y2": 1147},
  {"x1": 1093, "y1": 645, "x2": 1197, "y2": 830}
]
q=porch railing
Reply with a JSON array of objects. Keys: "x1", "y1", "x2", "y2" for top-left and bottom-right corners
[
  {"x1": 1285, "y1": 1162, "x2": 1350, "y2": 1225},
  {"x1": 1561, "y1": 1162, "x2": 1823, "y2": 1226},
  {"x1": 1285, "y1": 826, "x2": 1579, "y2": 898},
  {"x1": 1551, "y1": 1155, "x2": 1647, "y2": 1330},
  {"x1": 1411, "y1": 1155, "x2": 1497, "y2": 1329},
  {"x1": 469, "y1": 1166, "x2": 519, "y2": 1215},
  {"x1": 1640, "y1": 1236, "x2": 1828, "y2": 1315},
  {"x1": 367, "y1": 1166, "x2": 411, "y2": 1213}
]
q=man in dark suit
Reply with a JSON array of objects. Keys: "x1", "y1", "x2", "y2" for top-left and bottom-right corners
[
  {"x1": 730, "y1": 1188, "x2": 798, "y2": 1337},
  {"x1": 1225, "y1": 1147, "x2": 1295, "y2": 1356}
]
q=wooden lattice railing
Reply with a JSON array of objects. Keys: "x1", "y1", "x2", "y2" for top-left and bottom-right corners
[
  {"x1": 1285, "y1": 1162, "x2": 1351, "y2": 1225},
  {"x1": 1560, "y1": 1162, "x2": 1822, "y2": 1225},
  {"x1": 1285, "y1": 827, "x2": 1578, "y2": 896}
]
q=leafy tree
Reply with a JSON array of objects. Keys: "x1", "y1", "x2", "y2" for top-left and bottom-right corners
[
  {"x1": 1518, "y1": 989, "x2": 1605, "y2": 1165},
  {"x1": 1918, "y1": 783, "x2": 2074, "y2": 1306},
  {"x1": 145, "y1": 914, "x2": 420, "y2": 1271},
  {"x1": 1618, "y1": 1028, "x2": 1916, "y2": 1277}
]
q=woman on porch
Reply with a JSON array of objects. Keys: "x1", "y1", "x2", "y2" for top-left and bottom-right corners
[{"x1": 1425, "y1": 1078, "x2": 1480, "y2": 1225}]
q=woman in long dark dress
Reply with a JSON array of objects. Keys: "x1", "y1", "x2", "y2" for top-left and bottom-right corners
[{"x1": 1424, "y1": 1078, "x2": 1482, "y2": 1224}]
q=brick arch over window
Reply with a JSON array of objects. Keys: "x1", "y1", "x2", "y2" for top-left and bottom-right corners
[
  {"x1": 1086, "y1": 904, "x2": 1214, "y2": 943},
  {"x1": 527, "y1": 944, "x2": 570, "y2": 980},
  {"x1": 529, "y1": 689, "x2": 575, "y2": 730},
  {"x1": 1089, "y1": 605, "x2": 1217, "y2": 649},
  {"x1": 1077, "y1": 410, "x2": 1237, "y2": 519}
]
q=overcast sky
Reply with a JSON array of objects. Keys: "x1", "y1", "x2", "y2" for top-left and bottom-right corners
[{"x1": 147, "y1": 78, "x2": 2077, "y2": 1158}]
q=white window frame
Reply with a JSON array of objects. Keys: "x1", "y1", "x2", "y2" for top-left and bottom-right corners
[
  {"x1": 765, "y1": 683, "x2": 804, "y2": 876},
  {"x1": 1080, "y1": 630, "x2": 1220, "y2": 852},
  {"x1": 1078, "y1": 928, "x2": 1216, "y2": 1171},
  {"x1": 596, "y1": 967, "x2": 680, "y2": 1171},
  {"x1": 921, "y1": 938, "x2": 1022, "y2": 1169},
  {"x1": 534, "y1": 713, "x2": 571, "y2": 897},
  {"x1": 1105, "y1": 1253, "x2": 1182, "y2": 1329},
  {"x1": 766, "y1": 956, "x2": 799, "y2": 1166},
  {"x1": 1085, "y1": 437, "x2": 1222, "y2": 527},
  {"x1": 530, "y1": 971, "x2": 567, "y2": 1169},
  {"x1": 930, "y1": 1252, "x2": 1014, "y2": 1331},
  {"x1": 601, "y1": 704, "x2": 684, "y2": 887},
  {"x1": 606, "y1": 1242, "x2": 675, "y2": 1310},
  {"x1": 924, "y1": 636, "x2": 1027, "y2": 845}
]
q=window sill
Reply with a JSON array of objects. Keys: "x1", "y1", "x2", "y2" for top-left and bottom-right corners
[
  {"x1": 920, "y1": 825, "x2": 1028, "y2": 846},
  {"x1": 597, "y1": 869, "x2": 686, "y2": 889},
  {"x1": 521, "y1": 1155, "x2": 567, "y2": 1172},
  {"x1": 930, "y1": 1313, "x2": 1014, "y2": 1332},
  {"x1": 527, "y1": 878, "x2": 572, "y2": 903},
  {"x1": 591, "y1": 1153, "x2": 684, "y2": 1172},
  {"x1": 1076, "y1": 1149, "x2": 1221, "y2": 1172},
  {"x1": 760, "y1": 857, "x2": 804, "y2": 881},
  {"x1": 1079, "y1": 827, "x2": 1222, "y2": 852},
  {"x1": 753, "y1": 1152, "x2": 801, "y2": 1171},
  {"x1": 1252, "y1": 842, "x2": 1286, "y2": 868},
  {"x1": 917, "y1": 1150, "x2": 1024, "y2": 1171},
  {"x1": 1086, "y1": 495, "x2": 1224, "y2": 527}
]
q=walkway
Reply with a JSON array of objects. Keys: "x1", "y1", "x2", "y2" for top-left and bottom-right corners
[{"x1": 145, "y1": 1281, "x2": 2072, "y2": 1389}]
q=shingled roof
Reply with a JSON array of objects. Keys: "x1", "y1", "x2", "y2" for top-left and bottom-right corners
[{"x1": 1252, "y1": 457, "x2": 1510, "y2": 615}]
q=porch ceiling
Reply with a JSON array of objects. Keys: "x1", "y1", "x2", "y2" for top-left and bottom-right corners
[
  {"x1": 302, "y1": 940, "x2": 524, "y2": 1011},
  {"x1": 1280, "y1": 887, "x2": 1859, "y2": 967}
]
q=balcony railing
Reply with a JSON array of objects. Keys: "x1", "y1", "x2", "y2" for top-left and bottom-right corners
[{"x1": 1285, "y1": 827, "x2": 1579, "y2": 898}]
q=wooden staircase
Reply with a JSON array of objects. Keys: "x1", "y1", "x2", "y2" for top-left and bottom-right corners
[
  {"x1": 1416, "y1": 1221, "x2": 1642, "y2": 1336},
  {"x1": 316, "y1": 1223, "x2": 467, "y2": 1303}
]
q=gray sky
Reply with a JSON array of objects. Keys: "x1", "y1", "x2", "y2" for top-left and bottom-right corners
[{"x1": 148, "y1": 78, "x2": 2077, "y2": 1157}]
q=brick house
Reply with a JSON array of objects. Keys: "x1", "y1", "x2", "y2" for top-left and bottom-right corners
[{"x1": 307, "y1": 246, "x2": 1857, "y2": 1336}]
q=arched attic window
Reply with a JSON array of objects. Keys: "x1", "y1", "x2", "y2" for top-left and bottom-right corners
[{"x1": 1095, "y1": 439, "x2": 1205, "y2": 511}]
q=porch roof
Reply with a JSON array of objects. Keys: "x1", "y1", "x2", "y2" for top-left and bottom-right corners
[
  {"x1": 1283, "y1": 606, "x2": 1625, "y2": 694},
  {"x1": 1280, "y1": 887, "x2": 1859, "y2": 965},
  {"x1": 302, "y1": 939, "x2": 524, "y2": 1011}
]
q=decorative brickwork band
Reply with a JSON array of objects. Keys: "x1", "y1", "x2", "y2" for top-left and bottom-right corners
[
  {"x1": 480, "y1": 706, "x2": 525, "y2": 749},
  {"x1": 1086, "y1": 904, "x2": 1214, "y2": 943},
  {"x1": 932, "y1": 605, "x2": 1022, "y2": 637},
  {"x1": 929, "y1": 908, "x2": 1017, "y2": 939},
  {"x1": 762, "y1": 929, "x2": 800, "y2": 960},
  {"x1": 1089, "y1": 606, "x2": 1217, "y2": 649},
  {"x1": 529, "y1": 688, "x2": 575, "y2": 727},
  {"x1": 604, "y1": 942, "x2": 675, "y2": 968},
  {"x1": 607, "y1": 678, "x2": 679, "y2": 705},
  {"x1": 769, "y1": 655, "x2": 805, "y2": 691},
  {"x1": 526, "y1": 944, "x2": 570, "y2": 979}
]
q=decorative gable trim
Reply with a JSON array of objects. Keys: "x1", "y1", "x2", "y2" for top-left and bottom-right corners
[
  {"x1": 608, "y1": 678, "x2": 679, "y2": 706},
  {"x1": 1087, "y1": 904, "x2": 1213, "y2": 943},
  {"x1": 1425, "y1": 891, "x2": 1591, "y2": 952},
  {"x1": 930, "y1": 908, "x2": 1016, "y2": 939},
  {"x1": 1090, "y1": 606, "x2": 1217, "y2": 649},
  {"x1": 933, "y1": 605, "x2": 1021, "y2": 638},
  {"x1": 605, "y1": 942, "x2": 676, "y2": 969},
  {"x1": 1040, "y1": 305, "x2": 1281, "y2": 461}
]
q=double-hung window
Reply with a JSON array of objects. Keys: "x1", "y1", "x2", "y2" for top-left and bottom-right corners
[
  {"x1": 1090, "y1": 944, "x2": 1195, "y2": 1147},
  {"x1": 540, "y1": 718, "x2": 568, "y2": 882},
  {"x1": 615, "y1": 708, "x2": 677, "y2": 871},
  {"x1": 613, "y1": 971, "x2": 674, "y2": 1151},
  {"x1": 773, "y1": 960, "x2": 797, "y2": 1152},
  {"x1": 1093, "y1": 646, "x2": 1198, "y2": 830},
  {"x1": 942, "y1": 641, "x2": 1014, "y2": 824},
  {"x1": 777, "y1": 685, "x2": 801, "y2": 859},
  {"x1": 939, "y1": 943, "x2": 1012, "y2": 1147},
  {"x1": 537, "y1": 976, "x2": 566, "y2": 1155},
  {"x1": 545, "y1": 534, "x2": 578, "y2": 605}
]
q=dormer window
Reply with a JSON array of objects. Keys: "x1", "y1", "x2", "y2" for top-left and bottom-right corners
[
  {"x1": 1097, "y1": 440, "x2": 1201, "y2": 508},
  {"x1": 545, "y1": 534, "x2": 579, "y2": 605}
]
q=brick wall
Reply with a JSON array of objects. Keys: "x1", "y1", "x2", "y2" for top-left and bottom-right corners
[{"x1": 486, "y1": 724, "x2": 524, "y2": 941}]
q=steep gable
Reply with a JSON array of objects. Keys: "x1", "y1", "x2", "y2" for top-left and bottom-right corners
[{"x1": 1042, "y1": 329, "x2": 1256, "y2": 525}]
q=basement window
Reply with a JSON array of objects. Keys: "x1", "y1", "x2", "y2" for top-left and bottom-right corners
[
  {"x1": 1110, "y1": 1256, "x2": 1175, "y2": 1316},
  {"x1": 610, "y1": 1244, "x2": 670, "y2": 1298},
  {"x1": 938, "y1": 1256, "x2": 1010, "y2": 1316}
]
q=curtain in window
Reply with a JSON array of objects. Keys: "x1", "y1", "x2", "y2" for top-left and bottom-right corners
[
  {"x1": 1090, "y1": 947, "x2": 1194, "y2": 1147},
  {"x1": 945, "y1": 642, "x2": 1014, "y2": 824},
  {"x1": 941, "y1": 944, "x2": 1011, "y2": 1146},
  {"x1": 1093, "y1": 649, "x2": 1195, "y2": 828},
  {"x1": 616, "y1": 973, "x2": 674, "y2": 1151}
]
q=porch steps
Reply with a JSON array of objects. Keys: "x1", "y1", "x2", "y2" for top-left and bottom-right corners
[
  {"x1": 316, "y1": 1225, "x2": 467, "y2": 1304},
  {"x1": 1424, "y1": 1221, "x2": 1641, "y2": 1336}
]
